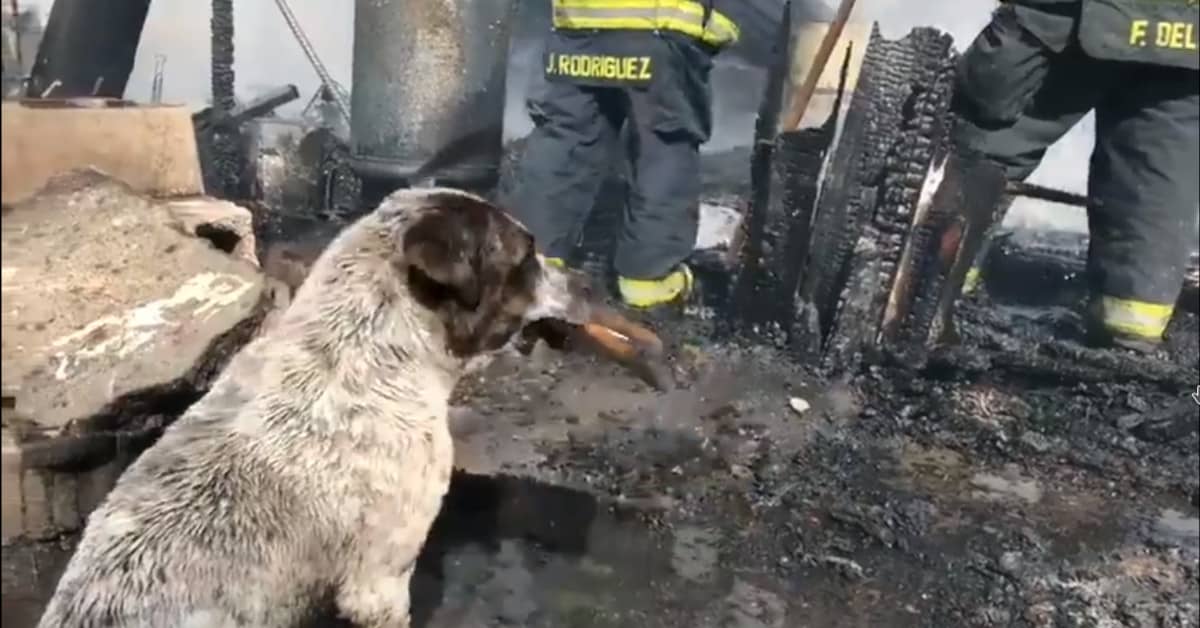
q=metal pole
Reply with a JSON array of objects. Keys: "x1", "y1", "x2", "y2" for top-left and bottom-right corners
[
  {"x1": 1006, "y1": 181, "x2": 1089, "y2": 207},
  {"x1": 272, "y1": 0, "x2": 351, "y2": 124},
  {"x1": 9, "y1": 0, "x2": 21, "y2": 69},
  {"x1": 150, "y1": 54, "x2": 165, "y2": 103}
]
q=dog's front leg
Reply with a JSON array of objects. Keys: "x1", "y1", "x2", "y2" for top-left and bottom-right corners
[{"x1": 337, "y1": 563, "x2": 414, "y2": 628}]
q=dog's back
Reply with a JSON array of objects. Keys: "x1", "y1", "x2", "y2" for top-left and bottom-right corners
[
  {"x1": 37, "y1": 188, "x2": 596, "y2": 627},
  {"x1": 37, "y1": 335, "x2": 343, "y2": 628}
]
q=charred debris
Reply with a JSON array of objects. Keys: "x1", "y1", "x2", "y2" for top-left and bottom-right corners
[
  {"x1": 183, "y1": 1, "x2": 1200, "y2": 447},
  {"x1": 7, "y1": 0, "x2": 1195, "y2": 468},
  {"x1": 3, "y1": 1, "x2": 1199, "y2": 626}
]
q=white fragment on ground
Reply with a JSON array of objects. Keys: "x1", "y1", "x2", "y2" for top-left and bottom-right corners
[
  {"x1": 970, "y1": 469, "x2": 1043, "y2": 505},
  {"x1": 695, "y1": 201, "x2": 742, "y2": 251},
  {"x1": 788, "y1": 397, "x2": 811, "y2": 415}
]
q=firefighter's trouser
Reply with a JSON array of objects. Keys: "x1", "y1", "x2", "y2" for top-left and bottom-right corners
[
  {"x1": 508, "y1": 30, "x2": 715, "y2": 282},
  {"x1": 952, "y1": 4, "x2": 1200, "y2": 339}
]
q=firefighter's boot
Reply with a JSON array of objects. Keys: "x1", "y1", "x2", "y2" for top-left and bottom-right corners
[
  {"x1": 617, "y1": 264, "x2": 695, "y2": 311},
  {"x1": 961, "y1": 198, "x2": 1015, "y2": 296},
  {"x1": 1084, "y1": 295, "x2": 1173, "y2": 353}
]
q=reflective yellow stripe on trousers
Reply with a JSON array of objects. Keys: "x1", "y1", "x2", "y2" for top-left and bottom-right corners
[
  {"x1": 553, "y1": 0, "x2": 740, "y2": 48},
  {"x1": 1097, "y1": 295, "x2": 1174, "y2": 340},
  {"x1": 618, "y1": 265, "x2": 694, "y2": 308}
]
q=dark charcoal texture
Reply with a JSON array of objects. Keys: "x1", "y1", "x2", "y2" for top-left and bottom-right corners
[
  {"x1": 786, "y1": 27, "x2": 960, "y2": 374},
  {"x1": 205, "y1": 0, "x2": 240, "y2": 199},
  {"x1": 724, "y1": 2, "x2": 794, "y2": 341},
  {"x1": 809, "y1": 26, "x2": 917, "y2": 372},
  {"x1": 870, "y1": 28, "x2": 958, "y2": 356}
]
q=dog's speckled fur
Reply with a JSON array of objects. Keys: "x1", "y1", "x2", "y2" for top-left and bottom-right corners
[{"x1": 37, "y1": 188, "x2": 593, "y2": 628}]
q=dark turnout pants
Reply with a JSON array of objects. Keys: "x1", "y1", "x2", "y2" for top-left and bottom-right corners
[
  {"x1": 952, "y1": 5, "x2": 1200, "y2": 307},
  {"x1": 510, "y1": 31, "x2": 714, "y2": 280}
]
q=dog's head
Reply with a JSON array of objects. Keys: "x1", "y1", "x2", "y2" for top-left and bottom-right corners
[{"x1": 393, "y1": 188, "x2": 592, "y2": 358}]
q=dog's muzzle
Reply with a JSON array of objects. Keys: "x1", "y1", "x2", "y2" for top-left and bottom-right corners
[{"x1": 523, "y1": 261, "x2": 673, "y2": 391}]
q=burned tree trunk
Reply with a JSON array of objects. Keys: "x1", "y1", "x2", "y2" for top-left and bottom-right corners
[
  {"x1": 725, "y1": 3, "x2": 844, "y2": 346},
  {"x1": 800, "y1": 25, "x2": 916, "y2": 368},
  {"x1": 794, "y1": 27, "x2": 961, "y2": 374}
]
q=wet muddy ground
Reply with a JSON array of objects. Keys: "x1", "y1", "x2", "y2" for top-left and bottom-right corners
[
  {"x1": 4, "y1": 296, "x2": 1197, "y2": 628},
  {"x1": 413, "y1": 290, "x2": 1198, "y2": 628},
  {"x1": 4, "y1": 146, "x2": 1198, "y2": 626}
]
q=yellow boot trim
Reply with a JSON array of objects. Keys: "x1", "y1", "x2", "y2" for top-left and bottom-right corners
[
  {"x1": 962, "y1": 267, "x2": 983, "y2": 295},
  {"x1": 618, "y1": 265, "x2": 694, "y2": 309},
  {"x1": 1095, "y1": 295, "x2": 1174, "y2": 341},
  {"x1": 543, "y1": 256, "x2": 567, "y2": 269}
]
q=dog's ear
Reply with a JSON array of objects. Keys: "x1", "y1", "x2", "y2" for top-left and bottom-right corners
[{"x1": 401, "y1": 206, "x2": 486, "y2": 309}]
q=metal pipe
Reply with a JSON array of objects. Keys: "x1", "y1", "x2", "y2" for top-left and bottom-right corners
[
  {"x1": 150, "y1": 54, "x2": 165, "y2": 103},
  {"x1": 9, "y1": 0, "x2": 22, "y2": 70},
  {"x1": 1006, "y1": 181, "x2": 1089, "y2": 207},
  {"x1": 195, "y1": 84, "x2": 301, "y2": 131}
]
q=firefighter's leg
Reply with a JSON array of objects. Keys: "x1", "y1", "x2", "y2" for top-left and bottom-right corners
[
  {"x1": 1084, "y1": 66, "x2": 1200, "y2": 350},
  {"x1": 949, "y1": 6, "x2": 1102, "y2": 296},
  {"x1": 508, "y1": 79, "x2": 624, "y2": 265},
  {"x1": 615, "y1": 104, "x2": 701, "y2": 308},
  {"x1": 940, "y1": 4, "x2": 1108, "y2": 301},
  {"x1": 891, "y1": 14, "x2": 1106, "y2": 348},
  {"x1": 613, "y1": 34, "x2": 714, "y2": 309}
]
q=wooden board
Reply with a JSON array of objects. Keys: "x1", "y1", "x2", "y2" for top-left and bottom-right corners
[{"x1": 1, "y1": 100, "x2": 204, "y2": 205}]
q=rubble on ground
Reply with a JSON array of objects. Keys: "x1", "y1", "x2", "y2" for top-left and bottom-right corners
[
  {"x1": 1, "y1": 169, "x2": 270, "y2": 553},
  {"x1": 426, "y1": 286, "x2": 1198, "y2": 627},
  {"x1": 5, "y1": 18, "x2": 1200, "y2": 624},
  {"x1": 6, "y1": 149, "x2": 1196, "y2": 628}
]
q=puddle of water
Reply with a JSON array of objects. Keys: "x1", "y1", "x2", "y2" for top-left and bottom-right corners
[
  {"x1": 414, "y1": 473, "x2": 796, "y2": 628},
  {"x1": 1151, "y1": 508, "x2": 1200, "y2": 552},
  {"x1": 3, "y1": 473, "x2": 741, "y2": 628},
  {"x1": 879, "y1": 440, "x2": 1137, "y2": 559}
]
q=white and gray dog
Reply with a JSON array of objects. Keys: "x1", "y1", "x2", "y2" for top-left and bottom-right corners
[{"x1": 38, "y1": 188, "x2": 596, "y2": 628}]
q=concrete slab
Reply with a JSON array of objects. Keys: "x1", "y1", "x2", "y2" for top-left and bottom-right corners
[
  {"x1": 0, "y1": 100, "x2": 204, "y2": 206},
  {"x1": 1, "y1": 170, "x2": 265, "y2": 433}
]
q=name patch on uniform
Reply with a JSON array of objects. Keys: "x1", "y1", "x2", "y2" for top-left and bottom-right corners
[
  {"x1": 545, "y1": 53, "x2": 654, "y2": 85},
  {"x1": 1129, "y1": 19, "x2": 1198, "y2": 49}
]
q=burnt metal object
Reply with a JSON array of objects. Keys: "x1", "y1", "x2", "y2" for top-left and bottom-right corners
[
  {"x1": 726, "y1": 1, "x2": 805, "y2": 340},
  {"x1": 194, "y1": 85, "x2": 301, "y2": 132},
  {"x1": 24, "y1": 0, "x2": 150, "y2": 99},
  {"x1": 349, "y1": 0, "x2": 515, "y2": 193},
  {"x1": 196, "y1": 85, "x2": 301, "y2": 203}
]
